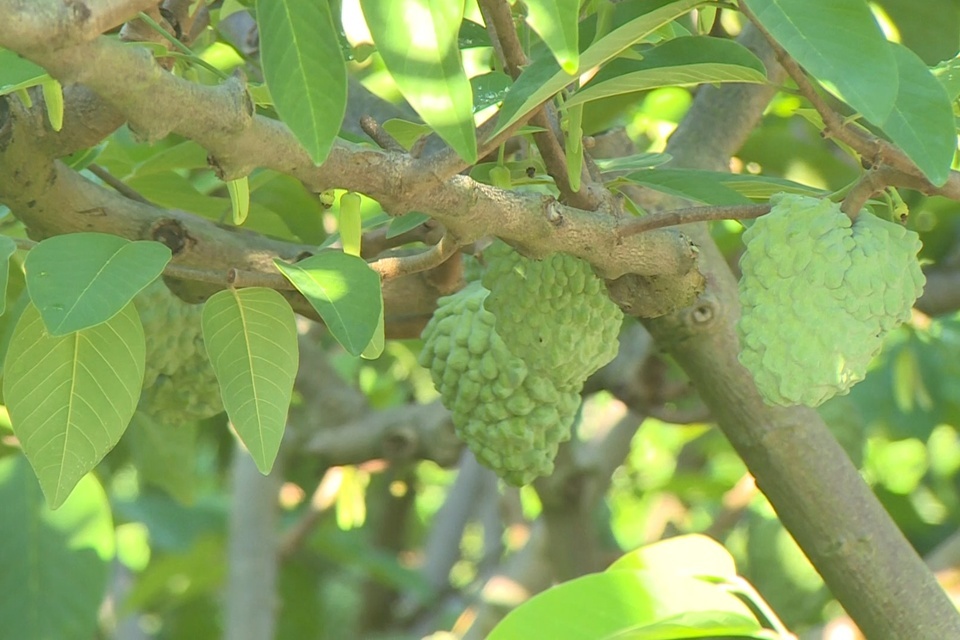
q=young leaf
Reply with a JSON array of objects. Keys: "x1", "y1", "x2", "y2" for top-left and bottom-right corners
[
  {"x1": 24, "y1": 233, "x2": 171, "y2": 336},
  {"x1": 491, "y1": 0, "x2": 704, "y2": 138},
  {"x1": 608, "y1": 534, "x2": 740, "y2": 581},
  {"x1": 202, "y1": 288, "x2": 299, "y2": 475},
  {"x1": 227, "y1": 176, "x2": 250, "y2": 225},
  {"x1": 525, "y1": 0, "x2": 581, "y2": 74},
  {"x1": 360, "y1": 304, "x2": 384, "y2": 360},
  {"x1": 256, "y1": 0, "x2": 347, "y2": 164},
  {"x1": 0, "y1": 456, "x2": 114, "y2": 638},
  {"x1": 40, "y1": 77, "x2": 63, "y2": 132},
  {"x1": 487, "y1": 570, "x2": 762, "y2": 639},
  {"x1": 0, "y1": 235, "x2": 17, "y2": 316},
  {"x1": 3, "y1": 302, "x2": 145, "y2": 508},
  {"x1": 564, "y1": 36, "x2": 768, "y2": 108},
  {"x1": 878, "y1": 43, "x2": 956, "y2": 188},
  {"x1": 361, "y1": 0, "x2": 478, "y2": 163},
  {"x1": 338, "y1": 192, "x2": 363, "y2": 257},
  {"x1": 742, "y1": 0, "x2": 897, "y2": 125},
  {"x1": 274, "y1": 251, "x2": 382, "y2": 356},
  {"x1": 386, "y1": 211, "x2": 430, "y2": 238}
]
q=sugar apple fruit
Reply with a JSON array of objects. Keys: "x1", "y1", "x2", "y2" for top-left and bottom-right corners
[
  {"x1": 133, "y1": 279, "x2": 223, "y2": 425},
  {"x1": 481, "y1": 241, "x2": 623, "y2": 388},
  {"x1": 419, "y1": 283, "x2": 582, "y2": 485},
  {"x1": 737, "y1": 194, "x2": 925, "y2": 407},
  {"x1": 420, "y1": 244, "x2": 623, "y2": 485}
]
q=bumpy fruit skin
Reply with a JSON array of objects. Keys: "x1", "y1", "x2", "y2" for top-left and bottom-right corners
[
  {"x1": 133, "y1": 279, "x2": 223, "y2": 425},
  {"x1": 419, "y1": 283, "x2": 581, "y2": 485},
  {"x1": 737, "y1": 194, "x2": 925, "y2": 407},
  {"x1": 481, "y1": 241, "x2": 623, "y2": 388}
]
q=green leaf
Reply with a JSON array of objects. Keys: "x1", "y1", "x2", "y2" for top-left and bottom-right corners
[
  {"x1": 361, "y1": 0, "x2": 478, "y2": 163},
  {"x1": 127, "y1": 412, "x2": 199, "y2": 504},
  {"x1": 256, "y1": 0, "x2": 347, "y2": 164},
  {"x1": 0, "y1": 47, "x2": 48, "y2": 94},
  {"x1": 565, "y1": 103, "x2": 584, "y2": 192},
  {"x1": 274, "y1": 251, "x2": 382, "y2": 356},
  {"x1": 0, "y1": 455, "x2": 114, "y2": 638},
  {"x1": 621, "y1": 168, "x2": 825, "y2": 203},
  {"x1": 387, "y1": 211, "x2": 430, "y2": 238},
  {"x1": 878, "y1": 44, "x2": 956, "y2": 187},
  {"x1": 608, "y1": 534, "x2": 740, "y2": 581},
  {"x1": 3, "y1": 302, "x2": 144, "y2": 508},
  {"x1": 565, "y1": 36, "x2": 767, "y2": 108},
  {"x1": 492, "y1": 0, "x2": 705, "y2": 138},
  {"x1": 742, "y1": 0, "x2": 897, "y2": 125},
  {"x1": 488, "y1": 570, "x2": 762, "y2": 640},
  {"x1": 40, "y1": 77, "x2": 63, "y2": 132},
  {"x1": 202, "y1": 288, "x2": 299, "y2": 474},
  {"x1": 361, "y1": 304, "x2": 385, "y2": 360},
  {"x1": 339, "y1": 192, "x2": 363, "y2": 257},
  {"x1": 525, "y1": 0, "x2": 581, "y2": 74},
  {"x1": 227, "y1": 176, "x2": 250, "y2": 225},
  {"x1": 382, "y1": 118, "x2": 434, "y2": 151},
  {"x1": 0, "y1": 235, "x2": 17, "y2": 316},
  {"x1": 24, "y1": 232, "x2": 171, "y2": 336},
  {"x1": 471, "y1": 71, "x2": 512, "y2": 113}
]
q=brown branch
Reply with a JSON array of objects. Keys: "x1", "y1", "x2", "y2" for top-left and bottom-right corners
[
  {"x1": 360, "y1": 115, "x2": 406, "y2": 153},
  {"x1": 478, "y1": 0, "x2": 601, "y2": 211},
  {"x1": 618, "y1": 204, "x2": 771, "y2": 237}
]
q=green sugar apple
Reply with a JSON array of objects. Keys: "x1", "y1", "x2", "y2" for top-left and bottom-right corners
[
  {"x1": 419, "y1": 283, "x2": 581, "y2": 485},
  {"x1": 737, "y1": 194, "x2": 925, "y2": 407},
  {"x1": 133, "y1": 279, "x2": 223, "y2": 425},
  {"x1": 481, "y1": 241, "x2": 623, "y2": 388}
]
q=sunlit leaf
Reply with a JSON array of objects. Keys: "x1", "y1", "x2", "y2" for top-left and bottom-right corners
[
  {"x1": 227, "y1": 176, "x2": 250, "y2": 225},
  {"x1": 742, "y1": 0, "x2": 897, "y2": 124},
  {"x1": 488, "y1": 570, "x2": 761, "y2": 639},
  {"x1": 202, "y1": 288, "x2": 299, "y2": 474},
  {"x1": 608, "y1": 534, "x2": 740, "y2": 581},
  {"x1": 257, "y1": 0, "x2": 347, "y2": 164},
  {"x1": 274, "y1": 251, "x2": 382, "y2": 355},
  {"x1": 24, "y1": 232, "x2": 170, "y2": 335},
  {"x1": 878, "y1": 43, "x2": 955, "y2": 187},
  {"x1": 338, "y1": 192, "x2": 363, "y2": 257},
  {"x1": 492, "y1": 0, "x2": 704, "y2": 138},
  {"x1": 361, "y1": 0, "x2": 477, "y2": 163},
  {"x1": 40, "y1": 77, "x2": 63, "y2": 132},
  {"x1": 3, "y1": 302, "x2": 144, "y2": 508},
  {"x1": 565, "y1": 36, "x2": 767, "y2": 108},
  {"x1": 525, "y1": 0, "x2": 581, "y2": 74}
]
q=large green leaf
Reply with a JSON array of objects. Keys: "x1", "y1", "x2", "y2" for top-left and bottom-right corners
[
  {"x1": 256, "y1": 0, "x2": 347, "y2": 164},
  {"x1": 608, "y1": 534, "x2": 739, "y2": 581},
  {"x1": 0, "y1": 47, "x2": 48, "y2": 94},
  {"x1": 274, "y1": 251, "x2": 383, "y2": 356},
  {"x1": 3, "y1": 302, "x2": 144, "y2": 508},
  {"x1": 24, "y1": 232, "x2": 170, "y2": 336},
  {"x1": 0, "y1": 455, "x2": 114, "y2": 638},
  {"x1": 878, "y1": 44, "x2": 955, "y2": 187},
  {"x1": 491, "y1": 0, "x2": 704, "y2": 138},
  {"x1": 742, "y1": 0, "x2": 897, "y2": 125},
  {"x1": 565, "y1": 36, "x2": 767, "y2": 108},
  {"x1": 201, "y1": 287, "x2": 298, "y2": 474},
  {"x1": 525, "y1": 0, "x2": 581, "y2": 74},
  {"x1": 488, "y1": 570, "x2": 762, "y2": 640},
  {"x1": 361, "y1": 0, "x2": 477, "y2": 163}
]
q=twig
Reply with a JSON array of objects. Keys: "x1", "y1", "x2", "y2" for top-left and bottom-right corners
[
  {"x1": 840, "y1": 170, "x2": 890, "y2": 218},
  {"x1": 360, "y1": 115, "x2": 406, "y2": 153},
  {"x1": 618, "y1": 203, "x2": 771, "y2": 237},
  {"x1": 478, "y1": 0, "x2": 600, "y2": 210},
  {"x1": 88, "y1": 164, "x2": 152, "y2": 204},
  {"x1": 369, "y1": 234, "x2": 459, "y2": 280}
]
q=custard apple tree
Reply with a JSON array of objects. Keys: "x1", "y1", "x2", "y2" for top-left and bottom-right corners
[{"x1": 2, "y1": 1, "x2": 960, "y2": 639}]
